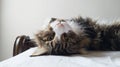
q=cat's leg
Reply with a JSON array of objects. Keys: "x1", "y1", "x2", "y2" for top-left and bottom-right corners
[
  {"x1": 61, "y1": 30, "x2": 89, "y2": 55},
  {"x1": 31, "y1": 30, "x2": 55, "y2": 57},
  {"x1": 30, "y1": 46, "x2": 49, "y2": 57},
  {"x1": 35, "y1": 30, "x2": 55, "y2": 46}
]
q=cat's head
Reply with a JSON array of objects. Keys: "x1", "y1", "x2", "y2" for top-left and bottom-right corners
[
  {"x1": 47, "y1": 17, "x2": 86, "y2": 39},
  {"x1": 49, "y1": 18, "x2": 73, "y2": 39},
  {"x1": 34, "y1": 18, "x2": 73, "y2": 44}
]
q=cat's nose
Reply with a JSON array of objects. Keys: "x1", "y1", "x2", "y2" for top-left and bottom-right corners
[{"x1": 57, "y1": 22, "x2": 64, "y2": 27}]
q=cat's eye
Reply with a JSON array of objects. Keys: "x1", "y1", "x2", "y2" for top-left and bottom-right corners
[{"x1": 60, "y1": 20, "x2": 66, "y2": 22}]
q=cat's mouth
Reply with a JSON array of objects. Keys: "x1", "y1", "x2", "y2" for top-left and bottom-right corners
[
  {"x1": 50, "y1": 19, "x2": 66, "y2": 28},
  {"x1": 56, "y1": 22, "x2": 64, "y2": 27}
]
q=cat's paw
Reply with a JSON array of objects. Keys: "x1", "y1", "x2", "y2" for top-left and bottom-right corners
[
  {"x1": 36, "y1": 30, "x2": 55, "y2": 41},
  {"x1": 61, "y1": 33, "x2": 68, "y2": 41},
  {"x1": 30, "y1": 47, "x2": 49, "y2": 57}
]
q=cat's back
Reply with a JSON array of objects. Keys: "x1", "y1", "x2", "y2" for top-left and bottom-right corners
[{"x1": 97, "y1": 21, "x2": 120, "y2": 50}]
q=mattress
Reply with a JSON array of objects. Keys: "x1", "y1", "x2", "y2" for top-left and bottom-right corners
[{"x1": 0, "y1": 47, "x2": 120, "y2": 67}]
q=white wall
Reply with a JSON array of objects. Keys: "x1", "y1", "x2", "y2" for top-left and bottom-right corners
[
  {"x1": 0, "y1": 0, "x2": 2, "y2": 60},
  {"x1": 1, "y1": 0, "x2": 120, "y2": 61}
]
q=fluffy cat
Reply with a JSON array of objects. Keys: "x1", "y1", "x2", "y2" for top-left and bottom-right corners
[{"x1": 31, "y1": 17, "x2": 120, "y2": 57}]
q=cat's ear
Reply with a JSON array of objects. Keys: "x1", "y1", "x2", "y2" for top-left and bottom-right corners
[
  {"x1": 50, "y1": 18, "x2": 56, "y2": 23},
  {"x1": 30, "y1": 47, "x2": 49, "y2": 57}
]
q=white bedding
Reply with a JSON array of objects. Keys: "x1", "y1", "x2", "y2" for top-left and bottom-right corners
[{"x1": 0, "y1": 47, "x2": 120, "y2": 67}]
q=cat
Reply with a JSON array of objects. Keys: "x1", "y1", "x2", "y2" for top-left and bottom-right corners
[{"x1": 30, "y1": 17, "x2": 120, "y2": 57}]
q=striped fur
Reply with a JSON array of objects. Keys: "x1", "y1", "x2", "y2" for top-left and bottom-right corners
[{"x1": 31, "y1": 17, "x2": 120, "y2": 56}]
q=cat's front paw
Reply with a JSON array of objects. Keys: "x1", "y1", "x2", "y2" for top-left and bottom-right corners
[
  {"x1": 60, "y1": 30, "x2": 78, "y2": 42},
  {"x1": 61, "y1": 33, "x2": 68, "y2": 41},
  {"x1": 36, "y1": 30, "x2": 55, "y2": 41}
]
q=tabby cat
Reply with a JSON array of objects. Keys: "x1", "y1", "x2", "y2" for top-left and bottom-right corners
[{"x1": 31, "y1": 17, "x2": 120, "y2": 57}]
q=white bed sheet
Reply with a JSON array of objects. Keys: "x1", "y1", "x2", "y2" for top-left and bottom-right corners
[{"x1": 0, "y1": 47, "x2": 120, "y2": 67}]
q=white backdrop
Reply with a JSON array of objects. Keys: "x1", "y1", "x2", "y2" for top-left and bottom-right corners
[{"x1": 1, "y1": 0, "x2": 120, "y2": 61}]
